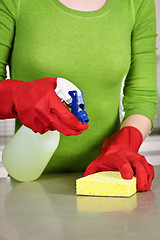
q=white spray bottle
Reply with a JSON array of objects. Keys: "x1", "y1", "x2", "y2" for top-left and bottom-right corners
[{"x1": 2, "y1": 77, "x2": 89, "y2": 182}]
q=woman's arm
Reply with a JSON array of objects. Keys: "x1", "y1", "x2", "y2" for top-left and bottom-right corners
[
  {"x1": 84, "y1": 115, "x2": 154, "y2": 191},
  {"x1": 120, "y1": 114, "x2": 152, "y2": 140}
]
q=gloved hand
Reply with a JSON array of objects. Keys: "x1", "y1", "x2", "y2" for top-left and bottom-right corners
[
  {"x1": 0, "y1": 77, "x2": 88, "y2": 135},
  {"x1": 83, "y1": 126, "x2": 154, "y2": 191}
]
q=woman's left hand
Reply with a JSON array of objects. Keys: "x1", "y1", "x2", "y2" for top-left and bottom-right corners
[{"x1": 83, "y1": 126, "x2": 155, "y2": 192}]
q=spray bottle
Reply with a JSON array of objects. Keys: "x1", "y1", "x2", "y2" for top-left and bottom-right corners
[{"x1": 2, "y1": 77, "x2": 89, "y2": 182}]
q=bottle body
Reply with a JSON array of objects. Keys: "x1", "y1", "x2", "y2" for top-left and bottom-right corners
[{"x1": 2, "y1": 125, "x2": 60, "y2": 182}]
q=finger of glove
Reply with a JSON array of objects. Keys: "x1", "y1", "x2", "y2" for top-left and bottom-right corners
[
  {"x1": 51, "y1": 107, "x2": 89, "y2": 131},
  {"x1": 101, "y1": 151, "x2": 134, "y2": 179},
  {"x1": 139, "y1": 156, "x2": 154, "y2": 191},
  {"x1": 20, "y1": 112, "x2": 48, "y2": 134},
  {"x1": 83, "y1": 165, "x2": 97, "y2": 177},
  {"x1": 33, "y1": 109, "x2": 84, "y2": 135},
  {"x1": 83, "y1": 154, "x2": 134, "y2": 179},
  {"x1": 48, "y1": 113, "x2": 85, "y2": 136},
  {"x1": 50, "y1": 93, "x2": 89, "y2": 131},
  {"x1": 83, "y1": 155, "x2": 104, "y2": 177},
  {"x1": 83, "y1": 158, "x2": 133, "y2": 180},
  {"x1": 35, "y1": 94, "x2": 88, "y2": 133},
  {"x1": 149, "y1": 163, "x2": 155, "y2": 180},
  {"x1": 128, "y1": 155, "x2": 148, "y2": 191},
  {"x1": 145, "y1": 161, "x2": 155, "y2": 181},
  {"x1": 28, "y1": 120, "x2": 48, "y2": 134},
  {"x1": 113, "y1": 155, "x2": 134, "y2": 180},
  {"x1": 31, "y1": 108, "x2": 58, "y2": 134}
]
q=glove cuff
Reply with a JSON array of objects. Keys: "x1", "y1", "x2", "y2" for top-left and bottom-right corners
[
  {"x1": 101, "y1": 126, "x2": 143, "y2": 153},
  {"x1": 118, "y1": 126, "x2": 143, "y2": 152}
]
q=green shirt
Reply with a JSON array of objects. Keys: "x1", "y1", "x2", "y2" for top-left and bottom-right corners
[{"x1": 0, "y1": 0, "x2": 158, "y2": 173}]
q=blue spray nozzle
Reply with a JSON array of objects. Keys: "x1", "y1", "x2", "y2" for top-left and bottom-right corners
[
  {"x1": 68, "y1": 90, "x2": 89, "y2": 124},
  {"x1": 76, "y1": 110, "x2": 89, "y2": 124}
]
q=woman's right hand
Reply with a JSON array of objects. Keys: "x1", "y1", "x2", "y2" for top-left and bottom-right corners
[{"x1": 0, "y1": 77, "x2": 89, "y2": 135}]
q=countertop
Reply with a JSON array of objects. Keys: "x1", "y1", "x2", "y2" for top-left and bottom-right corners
[{"x1": 0, "y1": 167, "x2": 160, "y2": 240}]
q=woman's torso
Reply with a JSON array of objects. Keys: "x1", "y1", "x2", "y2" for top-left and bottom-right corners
[{"x1": 11, "y1": 0, "x2": 134, "y2": 173}]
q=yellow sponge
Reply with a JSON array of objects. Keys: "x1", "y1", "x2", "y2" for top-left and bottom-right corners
[{"x1": 76, "y1": 171, "x2": 137, "y2": 197}]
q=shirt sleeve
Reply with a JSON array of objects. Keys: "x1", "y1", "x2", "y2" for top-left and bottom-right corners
[
  {"x1": 122, "y1": 0, "x2": 158, "y2": 128},
  {"x1": 0, "y1": 0, "x2": 20, "y2": 81}
]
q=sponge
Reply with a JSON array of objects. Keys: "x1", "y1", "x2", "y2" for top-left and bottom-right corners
[{"x1": 76, "y1": 171, "x2": 137, "y2": 197}]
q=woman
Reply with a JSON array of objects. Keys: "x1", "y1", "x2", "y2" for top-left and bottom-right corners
[{"x1": 0, "y1": 0, "x2": 158, "y2": 191}]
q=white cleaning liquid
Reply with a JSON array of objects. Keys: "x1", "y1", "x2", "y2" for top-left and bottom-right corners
[
  {"x1": 2, "y1": 126, "x2": 60, "y2": 182},
  {"x1": 2, "y1": 77, "x2": 83, "y2": 182}
]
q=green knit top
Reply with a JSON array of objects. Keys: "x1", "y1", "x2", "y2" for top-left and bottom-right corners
[{"x1": 0, "y1": 0, "x2": 158, "y2": 173}]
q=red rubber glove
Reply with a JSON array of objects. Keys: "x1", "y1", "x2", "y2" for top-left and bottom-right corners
[
  {"x1": 83, "y1": 126, "x2": 154, "y2": 191},
  {"x1": 0, "y1": 77, "x2": 88, "y2": 135}
]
